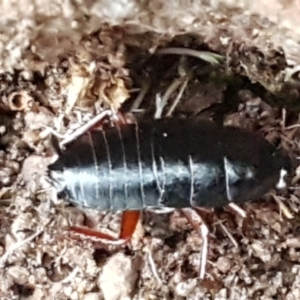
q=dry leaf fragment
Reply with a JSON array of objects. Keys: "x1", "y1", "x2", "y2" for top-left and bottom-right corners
[
  {"x1": 66, "y1": 62, "x2": 96, "y2": 114},
  {"x1": 105, "y1": 77, "x2": 130, "y2": 111}
]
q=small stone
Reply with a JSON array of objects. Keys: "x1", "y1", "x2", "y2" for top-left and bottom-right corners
[
  {"x1": 98, "y1": 253, "x2": 139, "y2": 300},
  {"x1": 64, "y1": 286, "x2": 73, "y2": 297},
  {"x1": 82, "y1": 293, "x2": 102, "y2": 300},
  {"x1": 216, "y1": 256, "x2": 231, "y2": 273},
  {"x1": 7, "y1": 266, "x2": 29, "y2": 285}
]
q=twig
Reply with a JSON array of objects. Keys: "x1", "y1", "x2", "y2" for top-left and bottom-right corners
[
  {"x1": 272, "y1": 194, "x2": 294, "y2": 219},
  {"x1": 0, "y1": 230, "x2": 43, "y2": 267},
  {"x1": 154, "y1": 77, "x2": 187, "y2": 119},
  {"x1": 60, "y1": 110, "x2": 112, "y2": 147},
  {"x1": 217, "y1": 219, "x2": 238, "y2": 248},
  {"x1": 281, "y1": 108, "x2": 287, "y2": 129},
  {"x1": 148, "y1": 241, "x2": 163, "y2": 285},
  {"x1": 39, "y1": 125, "x2": 65, "y2": 139},
  {"x1": 166, "y1": 77, "x2": 189, "y2": 117},
  {"x1": 285, "y1": 124, "x2": 300, "y2": 130},
  {"x1": 60, "y1": 266, "x2": 80, "y2": 283},
  {"x1": 130, "y1": 80, "x2": 150, "y2": 111},
  {"x1": 228, "y1": 203, "x2": 247, "y2": 218},
  {"x1": 156, "y1": 47, "x2": 224, "y2": 65},
  {"x1": 154, "y1": 94, "x2": 164, "y2": 119},
  {"x1": 199, "y1": 222, "x2": 209, "y2": 279},
  {"x1": 180, "y1": 208, "x2": 209, "y2": 279}
]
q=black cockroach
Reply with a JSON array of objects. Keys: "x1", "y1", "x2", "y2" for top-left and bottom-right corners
[
  {"x1": 48, "y1": 117, "x2": 292, "y2": 241},
  {"x1": 49, "y1": 117, "x2": 292, "y2": 207},
  {"x1": 47, "y1": 116, "x2": 292, "y2": 279}
]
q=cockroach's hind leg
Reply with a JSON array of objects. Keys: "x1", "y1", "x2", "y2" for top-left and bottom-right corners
[
  {"x1": 119, "y1": 210, "x2": 141, "y2": 241},
  {"x1": 199, "y1": 219, "x2": 209, "y2": 279},
  {"x1": 69, "y1": 210, "x2": 141, "y2": 244},
  {"x1": 180, "y1": 208, "x2": 208, "y2": 237},
  {"x1": 180, "y1": 208, "x2": 209, "y2": 279},
  {"x1": 69, "y1": 226, "x2": 120, "y2": 243}
]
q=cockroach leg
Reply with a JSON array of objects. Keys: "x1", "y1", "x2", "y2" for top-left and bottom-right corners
[
  {"x1": 69, "y1": 210, "x2": 141, "y2": 243},
  {"x1": 180, "y1": 208, "x2": 206, "y2": 237},
  {"x1": 69, "y1": 225, "x2": 118, "y2": 241},
  {"x1": 180, "y1": 207, "x2": 209, "y2": 279},
  {"x1": 119, "y1": 210, "x2": 141, "y2": 240},
  {"x1": 199, "y1": 219, "x2": 209, "y2": 279}
]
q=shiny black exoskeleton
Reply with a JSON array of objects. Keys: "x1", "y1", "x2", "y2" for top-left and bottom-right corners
[{"x1": 48, "y1": 118, "x2": 292, "y2": 211}]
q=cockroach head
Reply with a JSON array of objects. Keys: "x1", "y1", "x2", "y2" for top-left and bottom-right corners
[{"x1": 47, "y1": 159, "x2": 66, "y2": 195}]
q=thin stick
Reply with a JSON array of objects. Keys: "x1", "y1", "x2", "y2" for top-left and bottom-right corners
[
  {"x1": 154, "y1": 77, "x2": 186, "y2": 119},
  {"x1": 217, "y1": 219, "x2": 238, "y2": 248},
  {"x1": 0, "y1": 230, "x2": 43, "y2": 267},
  {"x1": 148, "y1": 241, "x2": 163, "y2": 284},
  {"x1": 60, "y1": 110, "x2": 112, "y2": 147},
  {"x1": 156, "y1": 47, "x2": 224, "y2": 65},
  {"x1": 180, "y1": 208, "x2": 209, "y2": 279},
  {"x1": 130, "y1": 80, "x2": 150, "y2": 111},
  {"x1": 154, "y1": 94, "x2": 164, "y2": 119},
  {"x1": 166, "y1": 77, "x2": 189, "y2": 117},
  {"x1": 228, "y1": 203, "x2": 247, "y2": 218},
  {"x1": 199, "y1": 221, "x2": 209, "y2": 279},
  {"x1": 272, "y1": 194, "x2": 294, "y2": 219}
]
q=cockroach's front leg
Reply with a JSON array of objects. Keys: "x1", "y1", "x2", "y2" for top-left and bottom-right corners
[{"x1": 70, "y1": 210, "x2": 141, "y2": 243}]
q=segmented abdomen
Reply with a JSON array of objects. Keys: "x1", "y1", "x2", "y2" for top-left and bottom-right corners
[{"x1": 48, "y1": 118, "x2": 291, "y2": 211}]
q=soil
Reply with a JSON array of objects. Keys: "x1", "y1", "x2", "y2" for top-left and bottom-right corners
[{"x1": 1, "y1": 2, "x2": 300, "y2": 300}]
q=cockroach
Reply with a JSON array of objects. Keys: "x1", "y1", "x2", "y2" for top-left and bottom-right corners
[{"x1": 47, "y1": 116, "x2": 292, "y2": 277}]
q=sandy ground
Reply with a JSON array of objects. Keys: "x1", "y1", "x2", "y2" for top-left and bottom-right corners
[{"x1": 1, "y1": 1, "x2": 300, "y2": 300}]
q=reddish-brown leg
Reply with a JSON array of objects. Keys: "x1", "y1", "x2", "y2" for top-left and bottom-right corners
[
  {"x1": 69, "y1": 225, "x2": 118, "y2": 241},
  {"x1": 119, "y1": 210, "x2": 141, "y2": 240},
  {"x1": 70, "y1": 210, "x2": 141, "y2": 242}
]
